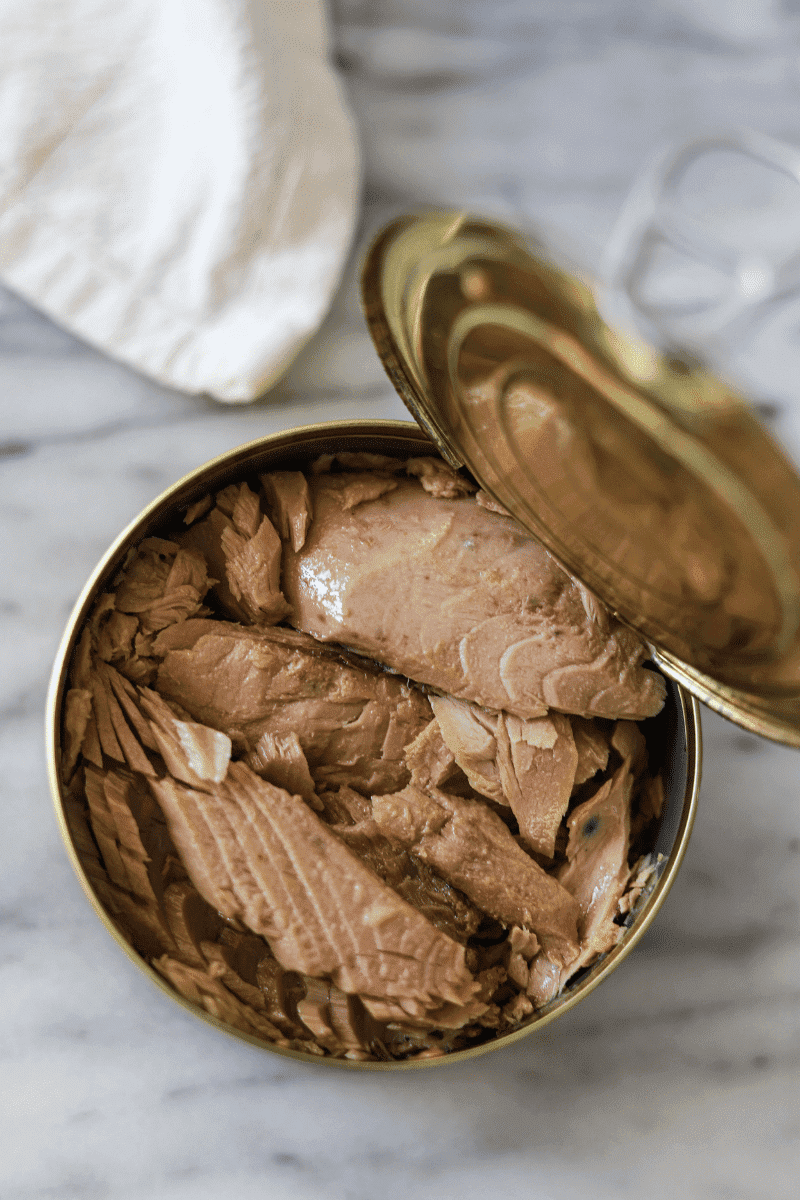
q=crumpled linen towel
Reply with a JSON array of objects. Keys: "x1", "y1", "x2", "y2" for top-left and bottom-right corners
[{"x1": 0, "y1": 0, "x2": 360, "y2": 401}]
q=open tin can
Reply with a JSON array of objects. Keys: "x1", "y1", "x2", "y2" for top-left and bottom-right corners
[{"x1": 47, "y1": 211, "x2": 800, "y2": 1068}]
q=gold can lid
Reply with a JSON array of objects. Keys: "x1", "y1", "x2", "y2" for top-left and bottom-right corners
[{"x1": 362, "y1": 210, "x2": 800, "y2": 747}]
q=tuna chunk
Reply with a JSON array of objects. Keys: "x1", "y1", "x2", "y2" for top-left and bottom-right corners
[
  {"x1": 559, "y1": 764, "x2": 634, "y2": 947},
  {"x1": 161, "y1": 880, "x2": 225, "y2": 968},
  {"x1": 429, "y1": 696, "x2": 579, "y2": 858},
  {"x1": 283, "y1": 474, "x2": 665, "y2": 721},
  {"x1": 75, "y1": 540, "x2": 213, "y2": 691},
  {"x1": 371, "y1": 782, "x2": 580, "y2": 967},
  {"x1": 179, "y1": 483, "x2": 289, "y2": 625},
  {"x1": 153, "y1": 955, "x2": 290, "y2": 1046},
  {"x1": 572, "y1": 717, "x2": 610, "y2": 786},
  {"x1": 156, "y1": 622, "x2": 432, "y2": 795},
  {"x1": 494, "y1": 711, "x2": 578, "y2": 858},
  {"x1": 149, "y1": 762, "x2": 483, "y2": 1026},
  {"x1": 86, "y1": 665, "x2": 156, "y2": 777},
  {"x1": 610, "y1": 720, "x2": 648, "y2": 776},
  {"x1": 426, "y1": 699, "x2": 502, "y2": 803},
  {"x1": 114, "y1": 538, "x2": 212, "y2": 634},
  {"x1": 528, "y1": 762, "x2": 635, "y2": 1007},
  {"x1": 402, "y1": 719, "x2": 460, "y2": 791},
  {"x1": 260, "y1": 471, "x2": 313, "y2": 552},
  {"x1": 295, "y1": 976, "x2": 386, "y2": 1057},
  {"x1": 82, "y1": 765, "x2": 179, "y2": 957},
  {"x1": 245, "y1": 730, "x2": 318, "y2": 802},
  {"x1": 404, "y1": 457, "x2": 476, "y2": 498},
  {"x1": 318, "y1": 785, "x2": 483, "y2": 944},
  {"x1": 61, "y1": 688, "x2": 93, "y2": 780},
  {"x1": 137, "y1": 686, "x2": 232, "y2": 788},
  {"x1": 84, "y1": 767, "x2": 166, "y2": 906}
]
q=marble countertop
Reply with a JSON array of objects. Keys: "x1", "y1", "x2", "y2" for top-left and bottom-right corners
[{"x1": 2, "y1": 2, "x2": 799, "y2": 1197}]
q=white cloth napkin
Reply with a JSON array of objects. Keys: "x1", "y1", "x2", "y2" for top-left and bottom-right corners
[{"x1": 0, "y1": 0, "x2": 360, "y2": 401}]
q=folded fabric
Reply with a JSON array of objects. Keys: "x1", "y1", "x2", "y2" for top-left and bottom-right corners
[{"x1": 0, "y1": 0, "x2": 360, "y2": 401}]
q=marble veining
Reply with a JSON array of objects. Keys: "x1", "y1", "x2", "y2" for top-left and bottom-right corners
[{"x1": 2, "y1": 2, "x2": 799, "y2": 1198}]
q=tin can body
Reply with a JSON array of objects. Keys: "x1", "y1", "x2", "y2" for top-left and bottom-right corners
[{"x1": 47, "y1": 419, "x2": 702, "y2": 1069}]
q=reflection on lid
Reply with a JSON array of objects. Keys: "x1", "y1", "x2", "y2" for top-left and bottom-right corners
[
  {"x1": 362, "y1": 211, "x2": 800, "y2": 745},
  {"x1": 454, "y1": 330, "x2": 790, "y2": 667}
]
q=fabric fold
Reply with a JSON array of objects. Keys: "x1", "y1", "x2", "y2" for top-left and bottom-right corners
[{"x1": 0, "y1": 0, "x2": 360, "y2": 401}]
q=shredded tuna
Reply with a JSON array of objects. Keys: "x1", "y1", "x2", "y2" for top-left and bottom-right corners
[
  {"x1": 617, "y1": 853, "x2": 661, "y2": 918},
  {"x1": 74, "y1": 544, "x2": 212, "y2": 693},
  {"x1": 317, "y1": 471, "x2": 399, "y2": 510},
  {"x1": 496, "y1": 711, "x2": 578, "y2": 857},
  {"x1": 639, "y1": 775, "x2": 665, "y2": 822},
  {"x1": 64, "y1": 786, "x2": 120, "y2": 897},
  {"x1": 611, "y1": 720, "x2": 649, "y2": 776},
  {"x1": 84, "y1": 767, "x2": 143, "y2": 896},
  {"x1": 113, "y1": 540, "x2": 175, "y2": 613},
  {"x1": 95, "y1": 611, "x2": 139, "y2": 666},
  {"x1": 81, "y1": 711, "x2": 104, "y2": 769},
  {"x1": 296, "y1": 976, "x2": 345, "y2": 1046},
  {"x1": 149, "y1": 762, "x2": 484, "y2": 1025},
  {"x1": 67, "y1": 775, "x2": 167, "y2": 958},
  {"x1": 61, "y1": 451, "x2": 669, "y2": 1060},
  {"x1": 504, "y1": 992, "x2": 535, "y2": 1022},
  {"x1": 371, "y1": 782, "x2": 580, "y2": 967},
  {"x1": 255, "y1": 953, "x2": 309, "y2": 1040},
  {"x1": 149, "y1": 618, "x2": 223, "y2": 656},
  {"x1": 69, "y1": 625, "x2": 93, "y2": 690},
  {"x1": 526, "y1": 956, "x2": 562, "y2": 1009},
  {"x1": 88, "y1": 671, "x2": 124, "y2": 762},
  {"x1": 295, "y1": 976, "x2": 384, "y2": 1056},
  {"x1": 88, "y1": 666, "x2": 155, "y2": 776},
  {"x1": 103, "y1": 664, "x2": 159, "y2": 751},
  {"x1": 202, "y1": 941, "x2": 271, "y2": 1011},
  {"x1": 560, "y1": 764, "x2": 634, "y2": 945},
  {"x1": 220, "y1": 513, "x2": 288, "y2": 626}
]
